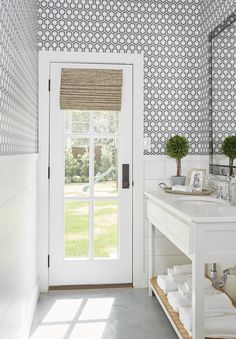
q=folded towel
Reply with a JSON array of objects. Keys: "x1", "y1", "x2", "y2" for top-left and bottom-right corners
[
  {"x1": 157, "y1": 275, "x2": 178, "y2": 294},
  {"x1": 178, "y1": 284, "x2": 219, "y2": 298},
  {"x1": 179, "y1": 306, "x2": 236, "y2": 338},
  {"x1": 168, "y1": 289, "x2": 229, "y2": 313},
  {"x1": 173, "y1": 264, "x2": 192, "y2": 275},
  {"x1": 205, "y1": 293, "x2": 233, "y2": 309},
  {"x1": 167, "y1": 291, "x2": 191, "y2": 312},
  {"x1": 178, "y1": 284, "x2": 192, "y2": 298},
  {"x1": 172, "y1": 185, "x2": 192, "y2": 192},
  {"x1": 205, "y1": 307, "x2": 236, "y2": 318},
  {"x1": 179, "y1": 306, "x2": 236, "y2": 331},
  {"x1": 167, "y1": 268, "x2": 192, "y2": 283},
  {"x1": 183, "y1": 278, "x2": 212, "y2": 293},
  {"x1": 178, "y1": 278, "x2": 216, "y2": 298},
  {"x1": 205, "y1": 315, "x2": 236, "y2": 338},
  {"x1": 179, "y1": 307, "x2": 192, "y2": 332}
]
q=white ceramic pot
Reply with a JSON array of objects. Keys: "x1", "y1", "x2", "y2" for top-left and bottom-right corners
[{"x1": 171, "y1": 176, "x2": 186, "y2": 186}]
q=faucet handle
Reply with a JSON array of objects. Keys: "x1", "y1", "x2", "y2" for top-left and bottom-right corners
[
  {"x1": 206, "y1": 174, "x2": 214, "y2": 188},
  {"x1": 216, "y1": 185, "x2": 224, "y2": 199},
  {"x1": 221, "y1": 168, "x2": 226, "y2": 175},
  {"x1": 231, "y1": 179, "x2": 236, "y2": 185}
]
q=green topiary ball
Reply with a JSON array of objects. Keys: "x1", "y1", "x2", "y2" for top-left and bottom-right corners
[
  {"x1": 165, "y1": 135, "x2": 189, "y2": 160},
  {"x1": 222, "y1": 135, "x2": 236, "y2": 160}
]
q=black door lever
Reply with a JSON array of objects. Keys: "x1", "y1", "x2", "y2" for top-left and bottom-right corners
[{"x1": 122, "y1": 164, "x2": 130, "y2": 189}]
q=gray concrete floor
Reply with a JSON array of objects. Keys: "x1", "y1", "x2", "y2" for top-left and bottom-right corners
[{"x1": 30, "y1": 288, "x2": 178, "y2": 339}]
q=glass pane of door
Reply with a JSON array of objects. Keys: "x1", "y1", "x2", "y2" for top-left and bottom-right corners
[
  {"x1": 64, "y1": 201, "x2": 89, "y2": 258},
  {"x1": 64, "y1": 138, "x2": 90, "y2": 197},
  {"x1": 94, "y1": 111, "x2": 118, "y2": 134},
  {"x1": 94, "y1": 138, "x2": 118, "y2": 197},
  {"x1": 65, "y1": 111, "x2": 89, "y2": 134},
  {"x1": 94, "y1": 200, "x2": 118, "y2": 259}
]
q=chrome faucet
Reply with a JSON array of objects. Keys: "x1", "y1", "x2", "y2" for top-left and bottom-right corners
[
  {"x1": 206, "y1": 174, "x2": 234, "y2": 204},
  {"x1": 224, "y1": 175, "x2": 232, "y2": 203}
]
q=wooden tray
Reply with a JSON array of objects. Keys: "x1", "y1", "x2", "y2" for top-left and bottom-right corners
[{"x1": 159, "y1": 183, "x2": 214, "y2": 196}]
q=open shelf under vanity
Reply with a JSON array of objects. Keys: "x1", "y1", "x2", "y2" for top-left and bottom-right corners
[{"x1": 150, "y1": 277, "x2": 236, "y2": 339}]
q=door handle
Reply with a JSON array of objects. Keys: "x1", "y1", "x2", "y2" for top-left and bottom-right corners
[{"x1": 122, "y1": 164, "x2": 130, "y2": 189}]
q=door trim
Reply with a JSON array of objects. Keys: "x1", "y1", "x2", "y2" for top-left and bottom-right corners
[{"x1": 38, "y1": 51, "x2": 144, "y2": 291}]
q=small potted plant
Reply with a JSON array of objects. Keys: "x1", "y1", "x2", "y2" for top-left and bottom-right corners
[
  {"x1": 165, "y1": 135, "x2": 189, "y2": 186},
  {"x1": 221, "y1": 135, "x2": 236, "y2": 176}
]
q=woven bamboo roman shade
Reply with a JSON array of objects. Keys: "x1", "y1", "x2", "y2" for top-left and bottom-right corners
[{"x1": 60, "y1": 68, "x2": 123, "y2": 111}]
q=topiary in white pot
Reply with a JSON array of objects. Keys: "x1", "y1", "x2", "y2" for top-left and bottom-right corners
[
  {"x1": 222, "y1": 135, "x2": 236, "y2": 176},
  {"x1": 165, "y1": 135, "x2": 189, "y2": 186}
]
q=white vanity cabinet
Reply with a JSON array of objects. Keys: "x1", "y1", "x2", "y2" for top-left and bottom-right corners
[{"x1": 146, "y1": 191, "x2": 236, "y2": 339}]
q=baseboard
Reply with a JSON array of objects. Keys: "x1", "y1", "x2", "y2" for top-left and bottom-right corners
[{"x1": 49, "y1": 283, "x2": 133, "y2": 290}]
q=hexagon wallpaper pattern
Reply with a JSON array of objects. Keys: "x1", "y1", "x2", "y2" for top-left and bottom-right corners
[
  {"x1": 0, "y1": 0, "x2": 236, "y2": 155},
  {"x1": 1, "y1": 1, "x2": 234, "y2": 156},
  {"x1": 38, "y1": 0, "x2": 205, "y2": 155},
  {"x1": 0, "y1": 1, "x2": 38, "y2": 155},
  {"x1": 37, "y1": 0, "x2": 236, "y2": 155}
]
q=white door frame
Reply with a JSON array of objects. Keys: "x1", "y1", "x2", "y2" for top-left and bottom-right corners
[{"x1": 38, "y1": 51, "x2": 144, "y2": 291}]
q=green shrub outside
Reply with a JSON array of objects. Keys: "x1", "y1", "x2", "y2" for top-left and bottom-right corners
[{"x1": 65, "y1": 145, "x2": 116, "y2": 184}]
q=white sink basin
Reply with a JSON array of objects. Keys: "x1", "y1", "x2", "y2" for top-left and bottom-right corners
[{"x1": 175, "y1": 197, "x2": 228, "y2": 206}]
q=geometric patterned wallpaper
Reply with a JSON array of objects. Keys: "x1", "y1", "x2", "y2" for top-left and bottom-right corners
[
  {"x1": 38, "y1": 0, "x2": 203, "y2": 155},
  {"x1": 0, "y1": 0, "x2": 38, "y2": 155},
  {"x1": 203, "y1": 0, "x2": 236, "y2": 33},
  {"x1": 37, "y1": 0, "x2": 236, "y2": 155}
]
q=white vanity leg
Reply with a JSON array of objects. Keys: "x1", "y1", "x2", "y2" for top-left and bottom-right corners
[
  {"x1": 192, "y1": 226, "x2": 205, "y2": 339},
  {"x1": 148, "y1": 220, "x2": 154, "y2": 296}
]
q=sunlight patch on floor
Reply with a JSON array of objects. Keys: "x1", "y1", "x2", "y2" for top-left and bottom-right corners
[
  {"x1": 42, "y1": 299, "x2": 83, "y2": 323},
  {"x1": 79, "y1": 298, "x2": 114, "y2": 321},
  {"x1": 30, "y1": 297, "x2": 114, "y2": 339},
  {"x1": 31, "y1": 324, "x2": 70, "y2": 339}
]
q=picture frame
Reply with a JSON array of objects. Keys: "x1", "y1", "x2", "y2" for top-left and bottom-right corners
[{"x1": 187, "y1": 168, "x2": 206, "y2": 192}]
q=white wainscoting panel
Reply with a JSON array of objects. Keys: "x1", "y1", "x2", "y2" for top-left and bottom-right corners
[{"x1": 0, "y1": 155, "x2": 39, "y2": 339}]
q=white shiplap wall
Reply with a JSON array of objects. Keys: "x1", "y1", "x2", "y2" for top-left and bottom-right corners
[
  {"x1": 143, "y1": 155, "x2": 209, "y2": 285},
  {"x1": 0, "y1": 155, "x2": 39, "y2": 339}
]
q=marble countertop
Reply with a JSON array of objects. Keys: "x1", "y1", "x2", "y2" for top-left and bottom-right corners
[{"x1": 145, "y1": 190, "x2": 236, "y2": 223}]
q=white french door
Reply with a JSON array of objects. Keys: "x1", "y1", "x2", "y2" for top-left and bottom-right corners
[{"x1": 49, "y1": 62, "x2": 133, "y2": 285}]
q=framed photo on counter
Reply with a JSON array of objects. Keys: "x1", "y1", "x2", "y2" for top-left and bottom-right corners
[{"x1": 188, "y1": 168, "x2": 206, "y2": 192}]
